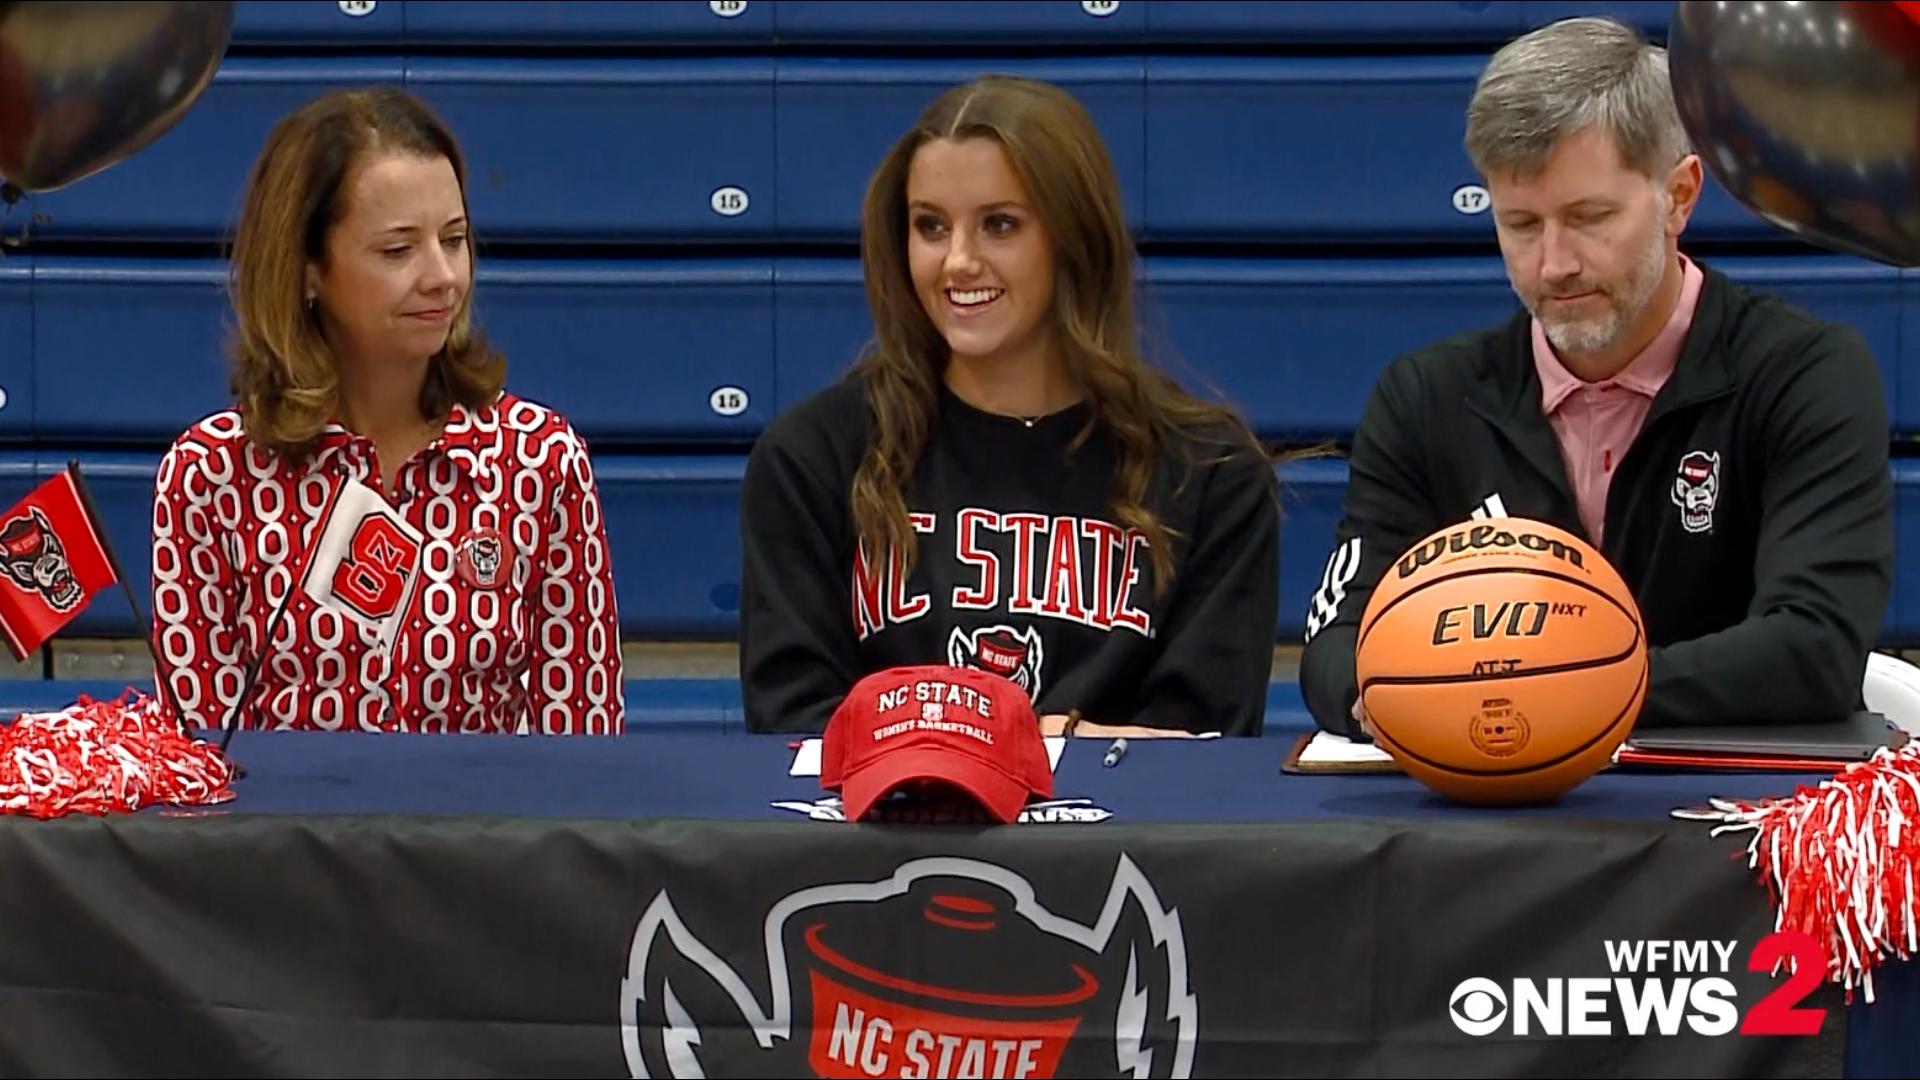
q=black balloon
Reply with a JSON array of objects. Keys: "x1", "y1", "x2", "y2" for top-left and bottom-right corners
[
  {"x1": 1670, "y1": 0, "x2": 1920, "y2": 267},
  {"x1": 0, "y1": 1, "x2": 233, "y2": 200}
]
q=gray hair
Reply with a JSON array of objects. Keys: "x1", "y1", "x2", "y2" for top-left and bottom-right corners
[{"x1": 1465, "y1": 16, "x2": 1692, "y2": 181}]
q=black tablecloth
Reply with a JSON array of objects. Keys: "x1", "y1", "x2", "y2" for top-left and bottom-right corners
[{"x1": 0, "y1": 730, "x2": 1897, "y2": 1078}]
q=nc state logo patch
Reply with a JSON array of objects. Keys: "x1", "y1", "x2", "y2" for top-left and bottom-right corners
[
  {"x1": 1672, "y1": 450, "x2": 1722, "y2": 534},
  {"x1": 0, "y1": 508, "x2": 82, "y2": 611},
  {"x1": 948, "y1": 623, "x2": 1045, "y2": 699},
  {"x1": 456, "y1": 528, "x2": 506, "y2": 589}
]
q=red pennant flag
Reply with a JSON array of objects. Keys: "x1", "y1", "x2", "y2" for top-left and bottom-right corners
[
  {"x1": 0, "y1": 469, "x2": 117, "y2": 660},
  {"x1": 298, "y1": 476, "x2": 426, "y2": 650}
]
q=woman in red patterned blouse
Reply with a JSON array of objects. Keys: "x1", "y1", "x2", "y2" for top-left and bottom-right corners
[{"x1": 150, "y1": 88, "x2": 625, "y2": 735}]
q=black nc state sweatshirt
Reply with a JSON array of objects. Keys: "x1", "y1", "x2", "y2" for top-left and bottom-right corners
[{"x1": 739, "y1": 374, "x2": 1279, "y2": 736}]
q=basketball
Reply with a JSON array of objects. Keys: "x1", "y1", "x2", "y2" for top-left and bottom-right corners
[{"x1": 1354, "y1": 517, "x2": 1648, "y2": 805}]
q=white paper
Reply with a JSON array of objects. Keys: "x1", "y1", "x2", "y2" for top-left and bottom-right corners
[
  {"x1": 790, "y1": 736, "x2": 1066, "y2": 778},
  {"x1": 1296, "y1": 730, "x2": 1396, "y2": 766},
  {"x1": 789, "y1": 738, "x2": 823, "y2": 777}
]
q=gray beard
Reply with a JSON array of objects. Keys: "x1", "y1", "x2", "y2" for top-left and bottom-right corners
[{"x1": 1537, "y1": 226, "x2": 1671, "y2": 358}]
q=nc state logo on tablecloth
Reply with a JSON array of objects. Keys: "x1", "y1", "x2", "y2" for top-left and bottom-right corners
[
  {"x1": 620, "y1": 854, "x2": 1194, "y2": 1078},
  {"x1": 456, "y1": 527, "x2": 506, "y2": 589}
]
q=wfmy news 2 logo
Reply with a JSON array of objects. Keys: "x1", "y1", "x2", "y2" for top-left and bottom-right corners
[{"x1": 1449, "y1": 931, "x2": 1829, "y2": 1038}]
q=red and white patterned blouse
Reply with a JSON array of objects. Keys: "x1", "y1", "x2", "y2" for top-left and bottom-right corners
[{"x1": 150, "y1": 393, "x2": 625, "y2": 735}]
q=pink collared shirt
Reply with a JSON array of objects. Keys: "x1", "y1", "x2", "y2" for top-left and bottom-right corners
[{"x1": 1532, "y1": 255, "x2": 1704, "y2": 546}]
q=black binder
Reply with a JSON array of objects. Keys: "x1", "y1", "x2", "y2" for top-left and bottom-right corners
[{"x1": 1622, "y1": 710, "x2": 1902, "y2": 764}]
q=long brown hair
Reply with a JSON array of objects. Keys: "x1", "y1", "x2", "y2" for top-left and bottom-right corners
[
  {"x1": 225, "y1": 86, "x2": 505, "y2": 458},
  {"x1": 851, "y1": 75, "x2": 1271, "y2": 593}
]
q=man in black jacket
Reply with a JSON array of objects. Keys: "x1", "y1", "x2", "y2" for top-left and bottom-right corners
[{"x1": 1299, "y1": 16, "x2": 1896, "y2": 740}]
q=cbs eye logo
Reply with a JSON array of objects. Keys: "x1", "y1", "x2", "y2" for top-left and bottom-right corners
[{"x1": 1449, "y1": 977, "x2": 1509, "y2": 1036}]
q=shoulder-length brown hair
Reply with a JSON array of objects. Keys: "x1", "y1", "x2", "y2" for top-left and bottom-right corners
[
  {"x1": 852, "y1": 75, "x2": 1272, "y2": 592},
  {"x1": 225, "y1": 86, "x2": 504, "y2": 458}
]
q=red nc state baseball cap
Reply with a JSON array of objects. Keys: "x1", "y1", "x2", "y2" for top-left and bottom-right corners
[{"x1": 822, "y1": 665, "x2": 1053, "y2": 823}]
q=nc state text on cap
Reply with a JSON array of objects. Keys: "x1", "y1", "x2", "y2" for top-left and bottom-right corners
[{"x1": 875, "y1": 680, "x2": 997, "y2": 717}]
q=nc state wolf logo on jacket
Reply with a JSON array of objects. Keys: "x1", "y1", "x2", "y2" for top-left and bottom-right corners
[
  {"x1": 620, "y1": 855, "x2": 1197, "y2": 1079},
  {"x1": 1672, "y1": 451, "x2": 1722, "y2": 534},
  {"x1": 0, "y1": 508, "x2": 83, "y2": 611}
]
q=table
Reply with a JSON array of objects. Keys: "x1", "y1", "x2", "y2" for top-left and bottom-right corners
[{"x1": 0, "y1": 728, "x2": 1903, "y2": 1078}]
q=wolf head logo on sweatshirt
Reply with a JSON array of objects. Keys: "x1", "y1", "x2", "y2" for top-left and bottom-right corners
[{"x1": 948, "y1": 624, "x2": 1046, "y2": 699}]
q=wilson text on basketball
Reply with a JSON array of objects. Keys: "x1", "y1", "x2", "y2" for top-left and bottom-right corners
[{"x1": 1396, "y1": 524, "x2": 1587, "y2": 580}]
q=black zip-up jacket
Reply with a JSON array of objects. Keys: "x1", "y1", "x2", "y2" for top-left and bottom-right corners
[{"x1": 1300, "y1": 262, "x2": 1896, "y2": 739}]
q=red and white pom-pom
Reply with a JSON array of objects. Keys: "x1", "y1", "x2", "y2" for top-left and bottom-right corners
[
  {"x1": 1675, "y1": 742, "x2": 1920, "y2": 1004},
  {"x1": 0, "y1": 690, "x2": 236, "y2": 819}
]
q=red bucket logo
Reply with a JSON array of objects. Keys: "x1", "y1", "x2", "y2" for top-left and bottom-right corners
[
  {"x1": 947, "y1": 625, "x2": 1046, "y2": 699},
  {"x1": 620, "y1": 856, "x2": 1195, "y2": 1078},
  {"x1": 803, "y1": 891, "x2": 1099, "y2": 1078}
]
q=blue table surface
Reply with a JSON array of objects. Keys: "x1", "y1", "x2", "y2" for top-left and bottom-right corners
[{"x1": 179, "y1": 725, "x2": 1834, "y2": 824}]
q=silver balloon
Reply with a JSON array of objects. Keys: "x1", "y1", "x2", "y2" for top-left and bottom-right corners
[
  {"x1": 1669, "y1": 0, "x2": 1920, "y2": 267},
  {"x1": 0, "y1": 0, "x2": 234, "y2": 201}
]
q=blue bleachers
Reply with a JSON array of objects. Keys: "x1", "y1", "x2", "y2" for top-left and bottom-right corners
[
  {"x1": 231, "y1": 0, "x2": 407, "y2": 44},
  {"x1": 1145, "y1": 56, "x2": 1485, "y2": 244},
  {"x1": 0, "y1": 260, "x2": 30, "y2": 440},
  {"x1": 1143, "y1": 1, "x2": 1662, "y2": 42},
  {"x1": 228, "y1": 1, "x2": 1671, "y2": 49},
  {"x1": 773, "y1": 259, "x2": 871, "y2": 411},
  {"x1": 1901, "y1": 461, "x2": 1920, "y2": 646},
  {"x1": 773, "y1": 0, "x2": 1149, "y2": 42},
  {"x1": 1143, "y1": 254, "x2": 1906, "y2": 441},
  {"x1": 13, "y1": 0, "x2": 1918, "y2": 677},
  {"x1": 32, "y1": 260, "x2": 231, "y2": 441},
  {"x1": 1146, "y1": 2, "x2": 1526, "y2": 43},
  {"x1": 409, "y1": 58, "x2": 777, "y2": 243},
  {"x1": 476, "y1": 261, "x2": 778, "y2": 441},
  {"x1": 14, "y1": 254, "x2": 1912, "y2": 445},
  {"x1": 27, "y1": 60, "x2": 406, "y2": 243},
  {"x1": 26, "y1": 52, "x2": 1789, "y2": 245},
  {"x1": 1141, "y1": 55, "x2": 1761, "y2": 243},
  {"x1": 1522, "y1": 1, "x2": 1670, "y2": 34},
  {"x1": 774, "y1": 57, "x2": 1147, "y2": 240},
  {"x1": 31, "y1": 450, "x2": 1920, "y2": 647},
  {"x1": 403, "y1": 1, "x2": 776, "y2": 45},
  {"x1": 27, "y1": 258, "x2": 786, "y2": 444}
]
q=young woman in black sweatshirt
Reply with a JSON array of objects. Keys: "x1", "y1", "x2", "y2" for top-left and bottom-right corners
[{"x1": 740, "y1": 76, "x2": 1280, "y2": 737}]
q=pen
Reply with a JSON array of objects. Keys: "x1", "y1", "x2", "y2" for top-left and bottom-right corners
[{"x1": 1103, "y1": 737, "x2": 1129, "y2": 768}]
